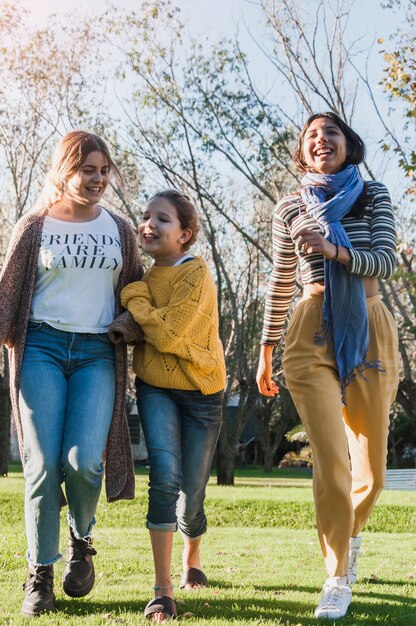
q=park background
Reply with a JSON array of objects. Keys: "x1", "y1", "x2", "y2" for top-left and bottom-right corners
[{"x1": 0, "y1": 0, "x2": 415, "y2": 623}]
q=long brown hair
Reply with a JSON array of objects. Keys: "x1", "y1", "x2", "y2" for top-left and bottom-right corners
[
  {"x1": 293, "y1": 112, "x2": 366, "y2": 174},
  {"x1": 293, "y1": 113, "x2": 368, "y2": 217},
  {"x1": 37, "y1": 131, "x2": 123, "y2": 209}
]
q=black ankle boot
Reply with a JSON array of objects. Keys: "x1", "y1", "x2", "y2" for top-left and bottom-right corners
[
  {"x1": 21, "y1": 564, "x2": 56, "y2": 615},
  {"x1": 62, "y1": 527, "x2": 97, "y2": 597}
]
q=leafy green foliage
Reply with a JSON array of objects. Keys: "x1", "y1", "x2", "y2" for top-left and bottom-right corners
[{"x1": 379, "y1": 1, "x2": 416, "y2": 192}]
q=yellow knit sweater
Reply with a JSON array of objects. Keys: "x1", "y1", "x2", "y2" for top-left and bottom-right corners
[{"x1": 121, "y1": 257, "x2": 226, "y2": 394}]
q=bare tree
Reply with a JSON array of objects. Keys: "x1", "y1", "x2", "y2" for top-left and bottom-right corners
[
  {"x1": 1, "y1": 0, "x2": 413, "y2": 480},
  {"x1": 108, "y1": 0, "x2": 415, "y2": 481}
]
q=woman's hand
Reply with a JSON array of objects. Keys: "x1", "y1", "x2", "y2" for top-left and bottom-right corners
[
  {"x1": 256, "y1": 345, "x2": 279, "y2": 397},
  {"x1": 297, "y1": 228, "x2": 337, "y2": 260},
  {"x1": 297, "y1": 228, "x2": 351, "y2": 266}
]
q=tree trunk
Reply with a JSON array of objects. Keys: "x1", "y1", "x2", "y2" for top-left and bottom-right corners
[
  {"x1": 216, "y1": 426, "x2": 235, "y2": 485},
  {"x1": 258, "y1": 387, "x2": 299, "y2": 473},
  {"x1": 396, "y1": 379, "x2": 416, "y2": 431},
  {"x1": 0, "y1": 349, "x2": 10, "y2": 476},
  {"x1": 263, "y1": 453, "x2": 274, "y2": 473},
  {"x1": 216, "y1": 382, "x2": 260, "y2": 485}
]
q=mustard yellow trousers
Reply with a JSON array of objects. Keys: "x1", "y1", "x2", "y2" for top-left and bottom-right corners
[{"x1": 283, "y1": 294, "x2": 399, "y2": 576}]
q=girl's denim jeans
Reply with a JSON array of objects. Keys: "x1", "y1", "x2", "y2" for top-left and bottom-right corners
[
  {"x1": 136, "y1": 378, "x2": 223, "y2": 538},
  {"x1": 19, "y1": 322, "x2": 116, "y2": 565}
]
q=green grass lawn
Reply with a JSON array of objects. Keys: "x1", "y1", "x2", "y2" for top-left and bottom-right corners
[{"x1": 0, "y1": 466, "x2": 415, "y2": 625}]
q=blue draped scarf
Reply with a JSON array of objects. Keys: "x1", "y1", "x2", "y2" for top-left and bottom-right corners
[{"x1": 300, "y1": 165, "x2": 382, "y2": 402}]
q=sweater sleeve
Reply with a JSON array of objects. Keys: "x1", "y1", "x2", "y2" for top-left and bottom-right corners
[
  {"x1": 0, "y1": 217, "x2": 36, "y2": 347},
  {"x1": 121, "y1": 263, "x2": 211, "y2": 358},
  {"x1": 261, "y1": 201, "x2": 298, "y2": 346},
  {"x1": 121, "y1": 222, "x2": 143, "y2": 285},
  {"x1": 347, "y1": 183, "x2": 397, "y2": 279},
  {"x1": 113, "y1": 216, "x2": 143, "y2": 311},
  {"x1": 109, "y1": 216, "x2": 144, "y2": 343},
  {"x1": 108, "y1": 310, "x2": 144, "y2": 345}
]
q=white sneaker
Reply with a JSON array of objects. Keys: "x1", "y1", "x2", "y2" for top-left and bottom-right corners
[
  {"x1": 347, "y1": 536, "x2": 362, "y2": 584},
  {"x1": 314, "y1": 577, "x2": 352, "y2": 619}
]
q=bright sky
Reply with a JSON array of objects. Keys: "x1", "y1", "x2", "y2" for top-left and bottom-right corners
[{"x1": 25, "y1": 0, "x2": 404, "y2": 40}]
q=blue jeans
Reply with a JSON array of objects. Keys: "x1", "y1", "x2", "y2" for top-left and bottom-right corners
[
  {"x1": 136, "y1": 378, "x2": 223, "y2": 537},
  {"x1": 19, "y1": 322, "x2": 116, "y2": 566}
]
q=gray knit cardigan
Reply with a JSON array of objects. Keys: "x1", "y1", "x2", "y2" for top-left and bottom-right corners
[{"x1": 0, "y1": 207, "x2": 143, "y2": 502}]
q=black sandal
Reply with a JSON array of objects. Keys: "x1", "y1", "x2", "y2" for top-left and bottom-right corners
[
  {"x1": 144, "y1": 596, "x2": 177, "y2": 621},
  {"x1": 180, "y1": 567, "x2": 208, "y2": 589}
]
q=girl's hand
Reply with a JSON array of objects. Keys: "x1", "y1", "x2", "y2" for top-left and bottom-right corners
[
  {"x1": 297, "y1": 228, "x2": 337, "y2": 260},
  {"x1": 256, "y1": 345, "x2": 279, "y2": 397}
]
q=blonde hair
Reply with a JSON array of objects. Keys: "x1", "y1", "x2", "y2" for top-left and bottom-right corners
[{"x1": 37, "y1": 131, "x2": 123, "y2": 209}]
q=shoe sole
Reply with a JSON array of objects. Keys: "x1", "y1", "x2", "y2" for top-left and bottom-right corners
[
  {"x1": 62, "y1": 579, "x2": 95, "y2": 598},
  {"x1": 63, "y1": 575, "x2": 95, "y2": 597},
  {"x1": 21, "y1": 601, "x2": 56, "y2": 616},
  {"x1": 21, "y1": 607, "x2": 57, "y2": 616}
]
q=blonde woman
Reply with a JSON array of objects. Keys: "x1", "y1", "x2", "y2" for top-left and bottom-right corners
[{"x1": 0, "y1": 131, "x2": 142, "y2": 615}]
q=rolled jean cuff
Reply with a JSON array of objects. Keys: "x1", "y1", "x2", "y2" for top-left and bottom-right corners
[
  {"x1": 146, "y1": 520, "x2": 178, "y2": 532},
  {"x1": 27, "y1": 551, "x2": 62, "y2": 566},
  {"x1": 67, "y1": 512, "x2": 96, "y2": 540},
  {"x1": 179, "y1": 528, "x2": 206, "y2": 540}
]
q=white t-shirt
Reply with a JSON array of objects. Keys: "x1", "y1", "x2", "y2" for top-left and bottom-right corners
[
  {"x1": 30, "y1": 208, "x2": 123, "y2": 333},
  {"x1": 173, "y1": 254, "x2": 195, "y2": 266}
]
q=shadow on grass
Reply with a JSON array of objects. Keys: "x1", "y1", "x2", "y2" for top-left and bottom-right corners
[
  {"x1": 361, "y1": 576, "x2": 416, "y2": 586},
  {"x1": 53, "y1": 596, "x2": 314, "y2": 622},
  {"x1": 56, "y1": 594, "x2": 416, "y2": 626},
  {"x1": 55, "y1": 598, "x2": 144, "y2": 616},
  {"x1": 54, "y1": 584, "x2": 416, "y2": 624},
  {"x1": 252, "y1": 582, "x2": 416, "y2": 597}
]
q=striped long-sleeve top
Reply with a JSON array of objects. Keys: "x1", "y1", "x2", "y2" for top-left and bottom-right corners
[{"x1": 261, "y1": 180, "x2": 397, "y2": 346}]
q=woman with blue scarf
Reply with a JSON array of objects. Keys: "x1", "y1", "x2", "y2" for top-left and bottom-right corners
[{"x1": 257, "y1": 112, "x2": 398, "y2": 619}]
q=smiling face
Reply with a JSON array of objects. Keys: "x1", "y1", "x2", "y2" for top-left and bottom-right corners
[
  {"x1": 301, "y1": 117, "x2": 349, "y2": 175},
  {"x1": 138, "y1": 197, "x2": 193, "y2": 266},
  {"x1": 65, "y1": 151, "x2": 109, "y2": 208}
]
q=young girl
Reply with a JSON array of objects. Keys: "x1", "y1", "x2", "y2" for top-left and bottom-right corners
[
  {"x1": 0, "y1": 131, "x2": 142, "y2": 615},
  {"x1": 120, "y1": 190, "x2": 226, "y2": 621}
]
